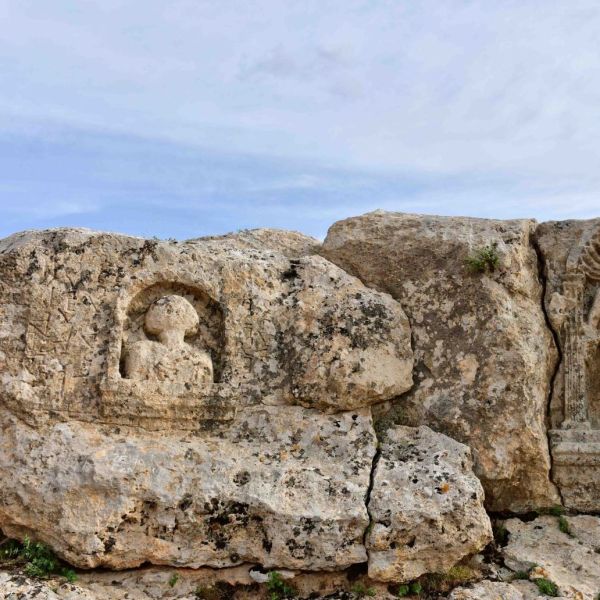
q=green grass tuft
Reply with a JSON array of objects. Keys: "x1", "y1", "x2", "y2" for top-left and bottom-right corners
[
  {"x1": 266, "y1": 571, "x2": 296, "y2": 599},
  {"x1": 558, "y1": 515, "x2": 573, "y2": 536},
  {"x1": 534, "y1": 578, "x2": 559, "y2": 596}
]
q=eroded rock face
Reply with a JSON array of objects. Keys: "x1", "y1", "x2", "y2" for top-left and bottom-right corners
[
  {"x1": 503, "y1": 515, "x2": 600, "y2": 600},
  {"x1": 0, "y1": 407, "x2": 375, "y2": 570},
  {"x1": 321, "y1": 211, "x2": 559, "y2": 512},
  {"x1": 0, "y1": 228, "x2": 412, "y2": 571},
  {"x1": 367, "y1": 425, "x2": 492, "y2": 582}
]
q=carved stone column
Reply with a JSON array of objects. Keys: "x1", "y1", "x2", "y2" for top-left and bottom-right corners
[{"x1": 561, "y1": 273, "x2": 590, "y2": 429}]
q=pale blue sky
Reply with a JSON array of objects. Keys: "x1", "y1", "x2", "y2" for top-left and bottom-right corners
[{"x1": 1, "y1": 1, "x2": 599, "y2": 239}]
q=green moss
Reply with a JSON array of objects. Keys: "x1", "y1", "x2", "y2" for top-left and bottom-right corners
[{"x1": 168, "y1": 573, "x2": 179, "y2": 587}]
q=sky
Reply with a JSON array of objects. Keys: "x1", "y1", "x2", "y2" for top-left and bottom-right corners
[{"x1": 0, "y1": 1, "x2": 599, "y2": 240}]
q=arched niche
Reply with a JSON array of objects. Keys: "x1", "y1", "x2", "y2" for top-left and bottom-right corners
[{"x1": 115, "y1": 280, "x2": 225, "y2": 385}]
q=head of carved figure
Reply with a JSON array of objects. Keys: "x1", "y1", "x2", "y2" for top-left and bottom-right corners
[{"x1": 144, "y1": 295, "x2": 199, "y2": 346}]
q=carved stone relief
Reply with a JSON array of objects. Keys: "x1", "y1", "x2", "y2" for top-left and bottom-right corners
[
  {"x1": 0, "y1": 228, "x2": 415, "y2": 571},
  {"x1": 537, "y1": 220, "x2": 600, "y2": 511},
  {"x1": 122, "y1": 294, "x2": 214, "y2": 385}
]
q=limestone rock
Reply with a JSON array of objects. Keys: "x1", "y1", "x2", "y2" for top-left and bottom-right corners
[
  {"x1": 0, "y1": 406, "x2": 376, "y2": 570},
  {"x1": 322, "y1": 211, "x2": 559, "y2": 512},
  {"x1": 0, "y1": 228, "x2": 413, "y2": 571},
  {"x1": 0, "y1": 228, "x2": 412, "y2": 419},
  {"x1": 196, "y1": 227, "x2": 321, "y2": 258},
  {"x1": 503, "y1": 515, "x2": 600, "y2": 600},
  {"x1": 535, "y1": 219, "x2": 600, "y2": 511},
  {"x1": 448, "y1": 581, "x2": 524, "y2": 600},
  {"x1": 366, "y1": 425, "x2": 492, "y2": 582}
]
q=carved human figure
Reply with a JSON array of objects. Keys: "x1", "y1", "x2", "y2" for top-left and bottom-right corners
[{"x1": 124, "y1": 294, "x2": 213, "y2": 385}]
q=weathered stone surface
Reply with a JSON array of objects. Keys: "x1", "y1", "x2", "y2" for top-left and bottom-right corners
[
  {"x1": 367, "y1": 425, "x2": 492, "y2": 582},
  {"x1": 198, "y1": 227, "x2": 321, "y2": 258},
  {"x1": 535, "y1": 219, "x2": 600, "y2": 511},
  {"x1": 503, "y1": 515, "x2": 600, "y2": 600},
  {"x1": 0, "y1": 228, "x2": 413, "y2": 571},
  {"x1": 448, "y1": 581, "x2": 524, "y2": 600},
  {"x1": 0, "y1": 567, "x2": 397, "y2": 599},
  {"x1": 0, "y1": 407, "x2": 375, "y2": 570},
  {"x1": 322, "y1": 211, "x2": 559, "y2": 512},
  {"x1": 0, "y1": 228, "x2": 413, "y2": 419}
]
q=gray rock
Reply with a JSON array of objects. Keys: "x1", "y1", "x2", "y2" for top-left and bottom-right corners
[
  {"x1": 503, "y1": 515, "x2": 600, "y2": 600},
  {"x1": 367, "y1": 425, "x2": 492, "y2": 582},
  {"x1": 322, "y1": 211, "x2": 559, "y2": 512},
  {"x1": 0, "y1": 228, "x2": 411, "y2": 571}
]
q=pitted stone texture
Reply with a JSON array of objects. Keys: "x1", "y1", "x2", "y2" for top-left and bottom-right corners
[
  {"x1": 0, "y1": 568, "x2": 396, "y2": 599},
  {"x1": 0, "y1": 228, "x2": 413, "y2": 573},
  {"x1": 198, "y1": 227, "x2": 321, "y2": 258},
  {"x1": 322, "y1": 211, "x2": 559, "y2": 512},
  {"x1": 366, "y1": 425, "x2": 492, "y2": 582},
  {"x1": 0, "y1": 406, "x2": 375, "y2": 570},
  {"x1": 0, "y1": 228, "x2": 412, "y2": 421},
  {"x1": 448, "y1": 581, "x2": 524, "y2": 600},
  {"x1": 503, "y1": 515, "x2": 600, "y2": 600}
]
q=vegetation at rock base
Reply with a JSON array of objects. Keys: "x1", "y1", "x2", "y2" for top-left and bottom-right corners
[
  {"x1": 0, "y1": 536, "x2": 76, "y2": 582},
  {"x1": 195, "y1": 582, "x2": 237, "y2": 599},
  {"x1": 168, "y1": 572, "x2": 179, "y2": 587},
  {"x1": 266, "y1": 571, "x2": 296, "y2": 599},
  {"x1": 466, "y1": 242, "x2": 500, "y2": 273},
  {"x1": 492, "y1": 521, "x2": 509, "y2": 546},
  {"x1": 396, "y1": 581, "x2": 423, "y2": 597},
  {"x1": 419, "y1": 564, "x2": 479, "y2": 593},
  {"x1": 350, "y1": 581, "x2": 376, "y2": 597},
  {"x1": 534, "y1": 577, "x2": 559, "y2": 596},
  {"x1": 558, "y1": 515, "x2": 573, "y2": 536}
]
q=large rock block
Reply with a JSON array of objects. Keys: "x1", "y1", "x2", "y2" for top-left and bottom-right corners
[
  {"x1": 535, "y1": 219, "x2": 600, "y2": 511},
  {"x1": 322, "y1": 211, "x2": 559, "y2": 512},
  {"x1": 0, "y1": 228, "x2": 413, "y2": 570},
  {"x1": 0, "y1": 406, "x2": 375, "y2": 570},
  {"x1": 367, "y1": 425, "x2": 492, "y2": 582}
]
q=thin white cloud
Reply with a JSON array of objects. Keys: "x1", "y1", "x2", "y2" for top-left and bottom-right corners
[{"x1": 0, "y1": 0, "x2": 599, "y2": 230}]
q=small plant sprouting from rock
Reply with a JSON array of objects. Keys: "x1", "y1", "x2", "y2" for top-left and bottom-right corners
[
  {"x1": 397, "y1": 581, "x2": 422, "y2": 597},
  {"x1": 534, "y1": 577, "x2": 559, "y2": 596},
  {"x1": 466, "y1": 242, "x2": 500, "y2": 274},
  {"x1": 420, "y1": 565, "x2": 478, "y2": 593},
  {"x1": 266, "y1": 571, "x2": 296, "y2": 599},
  {"x1": 168, "y1": 572, "x2": 180, "y2": 587},
  {"x1": 351, "y1": 582, "x2": 376, "y2": 597},
  {"x1": 0, "y1": 536, "x2": 77, "y2": 582},
  {"x1": 558, "y1": 515, "x2": 572, "y2": 536},
  {"x1": 492, "y1": 521, "x2": 509, "y2": 546}
]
